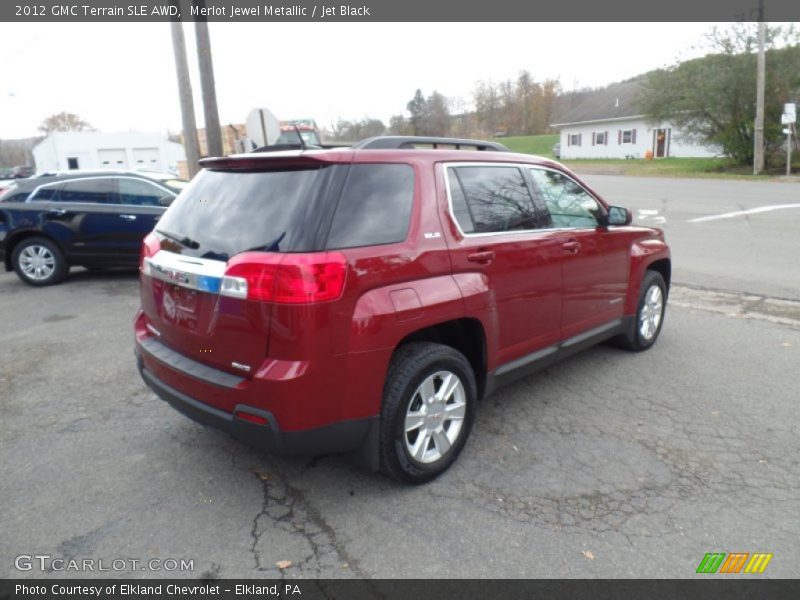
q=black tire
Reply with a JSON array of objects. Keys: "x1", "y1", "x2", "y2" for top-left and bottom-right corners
[
  {"x1": 11, "y1": 237, "x2": 69, "y2": 286},
  {"x1": 616, "y1": 270, "x2": 667, "y2": 352},
  {"x1": 379, "y1": 342, "x2": 477, "y2": 484}
]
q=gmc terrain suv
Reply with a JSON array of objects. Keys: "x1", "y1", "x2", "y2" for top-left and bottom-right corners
[{"x1": 134, "y1": 136, "x2": 670, "y2": 484}]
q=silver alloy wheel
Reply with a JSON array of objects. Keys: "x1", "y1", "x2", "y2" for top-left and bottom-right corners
[
  {"x1": 404, "y1": 370, "x2": 467, "y2": 464},
  {"x1": 639, "y1": 284, "x2": 664, "y2": 341},
  {"x1": 18, "y1": 245, "x2": 56, "y2": 281}
]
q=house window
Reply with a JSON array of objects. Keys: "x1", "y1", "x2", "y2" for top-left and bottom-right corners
[
  {"x1": 619, "y1": 129, "x2": 637, "y2": 144},
  {"x1": 67, "y1": 157, "x2": 79, "y2": 170},
  {"x1": 568, "y1": 133, "x2": 582, "y2": 147},
  {"x1": 593, "y1": 132, "x2": 608, "y2": 146}
]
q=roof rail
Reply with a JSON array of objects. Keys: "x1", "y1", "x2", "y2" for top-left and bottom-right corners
[
  {"x1": 252, "y1": 143, "x2": 320, "y2": 153},
  {"x1": 353, "y1": 136, "x2": 509, "y2": 152}
]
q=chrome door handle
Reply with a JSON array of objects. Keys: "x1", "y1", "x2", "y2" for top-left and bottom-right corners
[
  {"x1": 46, "y1": 208, "x2": 67, "y2": 216},
  {"x1": 120, "y1": 214, "x2": 137, "y2": 221},
  {"x1": 562, "y1": 241, "x2": 581, "y2": 254}
]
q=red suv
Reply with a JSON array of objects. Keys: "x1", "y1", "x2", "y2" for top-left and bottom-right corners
[{"x1": 134, "y1": 136, "x2": 670, "y2": 484}]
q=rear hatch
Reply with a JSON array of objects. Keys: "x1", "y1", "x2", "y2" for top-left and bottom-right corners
[{"x1": 139, "y1": 159, "x2": 349, "y2": 378}]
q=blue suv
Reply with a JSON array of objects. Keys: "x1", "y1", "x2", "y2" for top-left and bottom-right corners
[{"x1": 0, "y1": 171, "x2": 185, "y2": 286}]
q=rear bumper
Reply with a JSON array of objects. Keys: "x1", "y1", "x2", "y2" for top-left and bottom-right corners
[{"x1": 135, "y1": 349, "x2": 378, "y2": 459}]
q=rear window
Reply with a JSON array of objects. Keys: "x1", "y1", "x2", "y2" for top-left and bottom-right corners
[
  {"x1": 1, "y1": 191, "x2": 28, "y2": 203},
  {"x1": 156, "y1": 163, "x2": 415, "y2": 260},
  {"x1": 325, "y1": 164, "x2": 414, "y2": 249},
  {"x1": 156, "y1": 168, "x2": 328, "y2": 259}
]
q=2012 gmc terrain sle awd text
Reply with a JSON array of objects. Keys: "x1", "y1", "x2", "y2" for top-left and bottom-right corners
[{"x1": 133, "y1": 136, "x2": 670, "y2": 484}]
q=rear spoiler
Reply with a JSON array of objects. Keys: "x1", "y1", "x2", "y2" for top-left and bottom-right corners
[{"x1": 199, "y1": 150, "x2": 352, "y2": 171}]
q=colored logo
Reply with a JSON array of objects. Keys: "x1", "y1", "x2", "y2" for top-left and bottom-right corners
[{"x1": 696, "y1": 552, "x2": 773, "y2": 574}]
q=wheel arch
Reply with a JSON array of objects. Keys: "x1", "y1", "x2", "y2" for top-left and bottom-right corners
[
  {"x1": 4, "y1": 230, "x2": 64, "y2": 271},
  {"x1": 646, "y1": 257, "x2": 671, "y2": 296},
  {"x1": 393, "y1": 317, "x2": 488, "y2": 401},
  {"x1": 625, "y1": 239, "x2": 671, "y2": 314}
]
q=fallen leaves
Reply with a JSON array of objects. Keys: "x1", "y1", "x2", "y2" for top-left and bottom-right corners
[
  {"x1": 581, "y1": 550, "x2": 595, "y2": 561},
  {"x1": 276, "y1": 560, "x2": 293, "y2": 570},
  {"x1": 254, "y1": 470, "x2": 271, "y2": 481}
]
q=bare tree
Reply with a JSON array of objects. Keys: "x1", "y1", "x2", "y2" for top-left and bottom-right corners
[
  {"x1": 38, "y1": 112, "x2": 95, "y2": 134},
  {"x1": 425, "y1": 92, "x2": 451, "y2": 136},
  {"x1": 330, "y1": 118, "x2": 386, "y2": 142},
  {"x1": 388, "y1": 115, "x2": 413, "y2": 135}
]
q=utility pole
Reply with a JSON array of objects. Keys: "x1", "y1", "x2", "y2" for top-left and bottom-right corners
[
  {"x1": 170, "y1": 20, "x2": 200, "y2": 178},
  {"x1": 753, "y1": 0, "x2": 766, "y2": 175},
  {"x1": 195, "y1": 2, "x2": 223, "y2": 158}
]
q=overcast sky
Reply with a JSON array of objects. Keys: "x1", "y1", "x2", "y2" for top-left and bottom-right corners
[{"x1": 0, "y1": 21, "x2": 752, "y2": 138}]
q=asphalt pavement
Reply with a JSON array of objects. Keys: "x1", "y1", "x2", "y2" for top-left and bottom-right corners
[
  {"x1": 581, "y1": 175, "x2": 800, "y2": 300},
  {"x1": 1, "y1": 175, "x2": 799, "y2": 579}
]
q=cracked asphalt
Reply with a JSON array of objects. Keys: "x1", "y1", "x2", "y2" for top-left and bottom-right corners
[{"x1": 1, "y1": 176, "x2": 799, "y2": 579}]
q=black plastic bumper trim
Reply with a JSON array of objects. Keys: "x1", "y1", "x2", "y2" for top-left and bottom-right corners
[{"x1": 137, "y1": 357, "x2": 377, "y2": 457}]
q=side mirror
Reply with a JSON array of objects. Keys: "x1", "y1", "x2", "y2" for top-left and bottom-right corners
[{"x1": 607, "y1": 206, "x2": 632, "y2": 226}]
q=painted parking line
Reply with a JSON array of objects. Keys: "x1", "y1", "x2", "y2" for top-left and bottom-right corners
[
  {"x1": 688, "y1": 203, "x2": 800, "y2": 223},
  {"x1": 636, "y1": 209, "x2": 666, "y2": 225}
]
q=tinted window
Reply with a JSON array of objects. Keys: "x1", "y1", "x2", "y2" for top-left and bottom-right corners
[
  {"x1": 156, "y1": 167, "x2": 330, "y2": 259},
  {"x1": 119, "y1": 178, "x2": 168, "y2": 206},
  {"x1": 58, "y1": 178, "x2": 115, "y2": 204},
  {"x1": 528, "y1": 169, "x2": 602, "y2": 228},
  {"x1": 325, "y1": 164, "x2": 414, "y2": 249},
  {"x1": 447, "y1": 170, "x2": 474, "y2": 233},
  {"x1": 450, "y1": 166, "x2": 546, "y2": 233},
  {"x1": 29, "y1": 186, "x2": 60, "y2": 202},
  {"x1": 1, "y1": 191, "x2": 29, "y2": 203}
]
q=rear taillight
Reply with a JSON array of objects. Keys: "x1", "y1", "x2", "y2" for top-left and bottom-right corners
[
  {"x1": 140, "y1": 232, "x2": 161, "y2": 271},
  {"x1": 222, "y1": 252, "x2": 347, "y2": 304}
]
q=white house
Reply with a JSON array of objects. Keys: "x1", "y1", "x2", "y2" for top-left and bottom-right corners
[
  {"x1": 552, "y1": 80, "x2": 719, "y2": 159},
  {"x1": 32, "y1": 131, "x2": 185, "y2": 173}
]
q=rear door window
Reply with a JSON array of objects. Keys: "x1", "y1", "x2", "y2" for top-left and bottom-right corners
[
  {"x1": 325, "y1": 164, "x2": 414, "y2": 249},
  {"x1": 58, "y1": 178, "x2": 116, "y2": 204},
  {"x1": 118, "y1": 178, "x2": 169, "y2": 206},
  {"x1": 447, "y1": 165, "x2": 549, "y2": 234}
]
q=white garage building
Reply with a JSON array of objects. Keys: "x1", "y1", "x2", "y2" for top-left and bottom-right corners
[{"x1": 32, "y1": 131, "x2": 185, "y2": 173}]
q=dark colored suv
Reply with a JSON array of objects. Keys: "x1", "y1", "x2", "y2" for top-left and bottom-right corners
[
  {"x1": 0, "y1": 171, "x2": 184, "y2": 285},
  {"x1": 134, "y1": 136, "x2": 670, "y2": 484}
]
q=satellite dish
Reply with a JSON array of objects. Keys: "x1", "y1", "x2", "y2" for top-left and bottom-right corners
[{"x1": 245, "y1": 108, "x2": 281, "y2": 148}]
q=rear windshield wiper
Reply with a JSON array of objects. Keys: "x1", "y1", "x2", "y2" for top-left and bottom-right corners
[
  {"x1": 156, "y1": 229, "x2": 200, "y2": 249},
  {"x1": 242, "y1": 232, "x2": 286, "y2": 253}
]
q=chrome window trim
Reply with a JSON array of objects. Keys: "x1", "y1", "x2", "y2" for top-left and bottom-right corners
[
  {"x1": 441, "y1": 161, "x2": 605, "y2": 240},
  {"x1": 25, "y1": 175, "x2": 176, "y2": 205}
]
